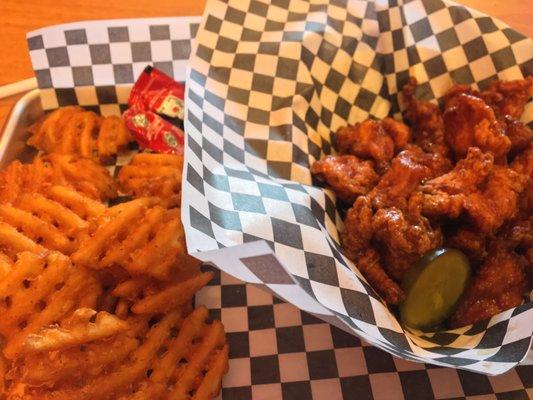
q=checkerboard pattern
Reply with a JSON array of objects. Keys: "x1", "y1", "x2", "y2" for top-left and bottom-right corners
[
  {"x1": 23, "y1": 3, "x2": 532, "y2": 398},
  {"x1": 196, "y1": 266, "x2": 533, "y2": 400},
  {"x1": 183, "y1": 0, "x2": 533, "y2": 375},
  {"x1": 27, "y1": 16, "x2": 201, "y2": 115}
]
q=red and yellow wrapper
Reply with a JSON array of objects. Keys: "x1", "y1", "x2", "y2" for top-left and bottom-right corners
[{"x1": 123, "y1": 66, "x2": 186, "y2": 154}]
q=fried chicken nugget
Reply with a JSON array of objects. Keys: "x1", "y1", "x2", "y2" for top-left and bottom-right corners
[
  {"x1": 311, "y1": 155, "x2": 378, "y2": 203},
  {"x1": 450, "y1": 246, "x2": 528, "y2": 328}
]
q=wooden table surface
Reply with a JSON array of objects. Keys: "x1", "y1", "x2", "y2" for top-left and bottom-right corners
[{"x1": 0, "y1": 0, "x2": 531, "y2": 128}]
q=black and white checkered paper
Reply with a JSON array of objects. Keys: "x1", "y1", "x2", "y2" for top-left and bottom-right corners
[
  {"x1": 24, "y1": 3, "x2": 532, "y2": 399},
  {"x1": 182, "y1": 0, "x2": 533, "y2": 377}
]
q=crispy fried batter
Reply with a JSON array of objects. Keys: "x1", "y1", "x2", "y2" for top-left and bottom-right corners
[
  {"x1": 443, "y1": 93, "x2": 511, "y2": 160},
  {"x1": 370, "y1": 145, "x2": 451, "y2": 209},
  {"x1": 382, "y1": 117, "x2": 411, "y2": 151},
  {"x1": 450, "y1": 246, "x2": 528, "y2": 328},
  {"x1": 402, "y1": 77, "x2": 449, "y2": 156},
  {"x1": 501, "y1": 116, "x2": 533, "y2": 158},
  {"x1": 311, "y1": 155, "x2": 378, "y2": 203},
  {"x1": 480, "y1": 77, "x2": 533, "y2": 119},
  {"x1": 355, "y1": 249, "x2": 405, "y2": 305},
  {"x1": 446, "y1": 228, "x2": 487, "y2": 263},
  {"x1": 336, "y1": 119, "x2": 395, "y2": 172},
  {"x1": 420, "y1": 147, "x2": 494, "y2": 218},
  {"x1": 372, "y1": 199, "x2": 443, "y2": 281},
  {"x1": 464, "y1": 165, "x2": 527, "y2": 234},
  {"x1": 342, "y1": 196, "x2": 374, "y2": 259}
]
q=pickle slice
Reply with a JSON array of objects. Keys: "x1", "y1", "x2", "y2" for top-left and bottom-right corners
[{"x1": 400, "y1": 248, "x2": 470, "y2": 330}]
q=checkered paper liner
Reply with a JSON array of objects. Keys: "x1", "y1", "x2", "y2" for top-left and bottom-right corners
[
  {"x1": 23, "y1": 5, "x2": 532, "y2": 399},
  {"x1": 182, "y1": 0, "x2": 533, "y2": 376}
]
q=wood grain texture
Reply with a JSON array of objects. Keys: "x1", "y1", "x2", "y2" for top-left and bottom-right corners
[{"x1": 0, "y1": 0, "x2": 531, "y2": 128}]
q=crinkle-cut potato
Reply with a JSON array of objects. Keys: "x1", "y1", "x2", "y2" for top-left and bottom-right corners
[
  {"x1": 97, "y1": 115, "x2": 134, "y2": 163},
  {"x1": 1, "y1": 105, "x2": 226, "y2": 399},
  {"x1": 110, "y1": 270, "x2": 209, "y2": 318},
  {"x1": 0, "y1": 251, "x2": 101, "y2": 360},
  {"x1": 40, "y1": 153, "x2": 118, "y2": 201},
  {"x1": 27, "y1": 107, "x2": 133, "y2": 162},
  {"x1": 0, "y1": 153, "x2": 118, "y2": 203},
  {"x1": 6, "y1": 307, "x2": 227, "y2": 400},
  {"x1": 118, "y1": 152, "x2": 184, "y2": 208},
  {"x1": 22, "y1": 308, "x2": 129, "y2": 354},
  {"x1": 0, "y1": 185, "x2": 106, "y2": 255},
  {"x1": 0, "y1": 160, "x2": 52, "y2": 204},
  {"x1": 72, "y1": 198, "x2": 194, "y2": 280}
]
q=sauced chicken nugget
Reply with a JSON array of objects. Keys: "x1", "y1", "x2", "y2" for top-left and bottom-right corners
[{"x1": 311, "y1": 155, "x2": 378, "y2": 203}]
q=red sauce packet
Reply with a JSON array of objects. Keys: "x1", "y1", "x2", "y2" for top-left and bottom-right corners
[
  {"x1": 128, "y1": 66, "x2": 185, "y2": 118},
  {"x1": 123, "y1": 107, "x2": 184, "y2": 155},
  {"x1": 123, "y1": 66, "x2": 186, "y2": 154}
]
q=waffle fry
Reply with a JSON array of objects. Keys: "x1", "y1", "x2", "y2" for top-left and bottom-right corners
[
  {"x1": 118, "y1": 152, "x2": 183, "y2": 207},
  {"x1": 0, "y1": 154, "x2": 117, "y2": 204},
  {"x1": 0, "y1": 222, "x2": 46, "y2": 259},
  {"x1": 27, "y1": 108, "x2": 133, "y2": 161},
  {"x1": 12, "y1": 334, "x2": 139, "y2": 387},
  {"x1": 0, "y1": 186, "x2": 106, "y2": 256},
  {"x1": 1, "y1": 105, "x2": 227, "y2": 399},
  {"x1": 72, "y1": 200, "x2": 191, "y2": 280},
  {"x1": 41, "y1": 154, "x2": 118, "y2": 201},
  {"x1": 22, "y1": 309, "x2": 129, "y2": 354},
  {"x1": 125, "y1": 306, "x2": 228, "y2": 400},
  {"x1": 131, "y1": 272, "x2": 213, "y2": 315},
  {"x1": 9, "y1": 307, "x2": 227, "y2": 400},
  {"x1": 0, "y1": 252, "x2": 101, "y2": 360},
  {"x1": 97, "y1": 115, "x2": 133, "y2": 162}
]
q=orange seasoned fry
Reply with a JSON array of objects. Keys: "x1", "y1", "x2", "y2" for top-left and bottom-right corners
[
  {"x1": 0, "y1": 222, "x2": 45, "y2": 258},
  {"x1": 1, "y1": 105, "x2": 227, "y2": 399},
  {"x1": 3, "y1": 269, "x2": 88, "y2": 359},
  {"x1": 22, "y1": 309, "x2": 129, "y2": 353},
  {"x1": 14, "y1": 335, "x2": 138, "y2": 386},
  {"x1": 44, "y1": 311, "x2": 183, "y2": 400},
  {"x1": 0, "y1": 204, "x2": 75, "y2": 254},
  {"x1": 71, "y1": 198, "x2": 155, "y2": 268},
  {"x1": 46, "y1": 185, "x2": 106, "y2": 219},
  {"x1": 131, "y1": 272, "x2": 213, "y2": 315},
  {"x1": 118, "y1": 152, "x2": 183, "y2": 207},
  {"x1": 97, "y1": 115, "x2": 133, "y2": 162}
]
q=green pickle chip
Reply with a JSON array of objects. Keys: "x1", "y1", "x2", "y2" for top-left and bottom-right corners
[{"x1": 400, "y1": 248, "x2": 470, "y2": 330}]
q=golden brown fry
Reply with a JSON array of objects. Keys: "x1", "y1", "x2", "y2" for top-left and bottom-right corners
[
  {"x1": 71, "y1": 198, "x2": 154, "y2": 268},
  {"x1": 118, "y1": 152, "x2": 183, "y2": 208},
  {"x1": 0, "y1": 204, "x2": 74, "y2": 254},
  {"x1": 0, "y1": 251, "x2": 13, "y2": 279},
  {"x1": 0, "y1": 222, "x2": 45, "y2": 258},
  {"x1": 193, "y1": 345, "x2": 229, "y2": 400},
  {"x1": 16, "y1": 193, "x2": 89, "y2": 233},
  {"x1": 169, "y1": 319, "x2": 226, "y2": 399},
  {"x1": 131, "y1": 272, "x2": 213, "y2": 315},
  {"x1": 14, "y1": 335, "x2": 138, "y2": 387},
  {"x1": 127, "y1": 214, "x2": 186, "y2": 280},
  {"x1": 97, "y1": 116, "x2": 133, "y2": 162},
  {"x1": 27, "y1": 106, "x2": 83, "y2": 153},
  {"x1": 3, "y1": 264, "x2": 90, "y2": 359},
  {"x1": 1, "y1": 253, "x2": 71, "y2": 336},
  {"x1": 27, "y1": 107, "x2": 134, "y2": 161},
  {"x1": 22, "y1": 309, "x2": 128, "y2": 353},
  {"x1": 46, "y1": 185, "x2": 106, "y2": 219},
  {"x1": 43, "y1": 153, "x2": 117, "y2": 201},
  {"x1": 44, "y1": 311, "x2": 183, "y2": 400}
]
